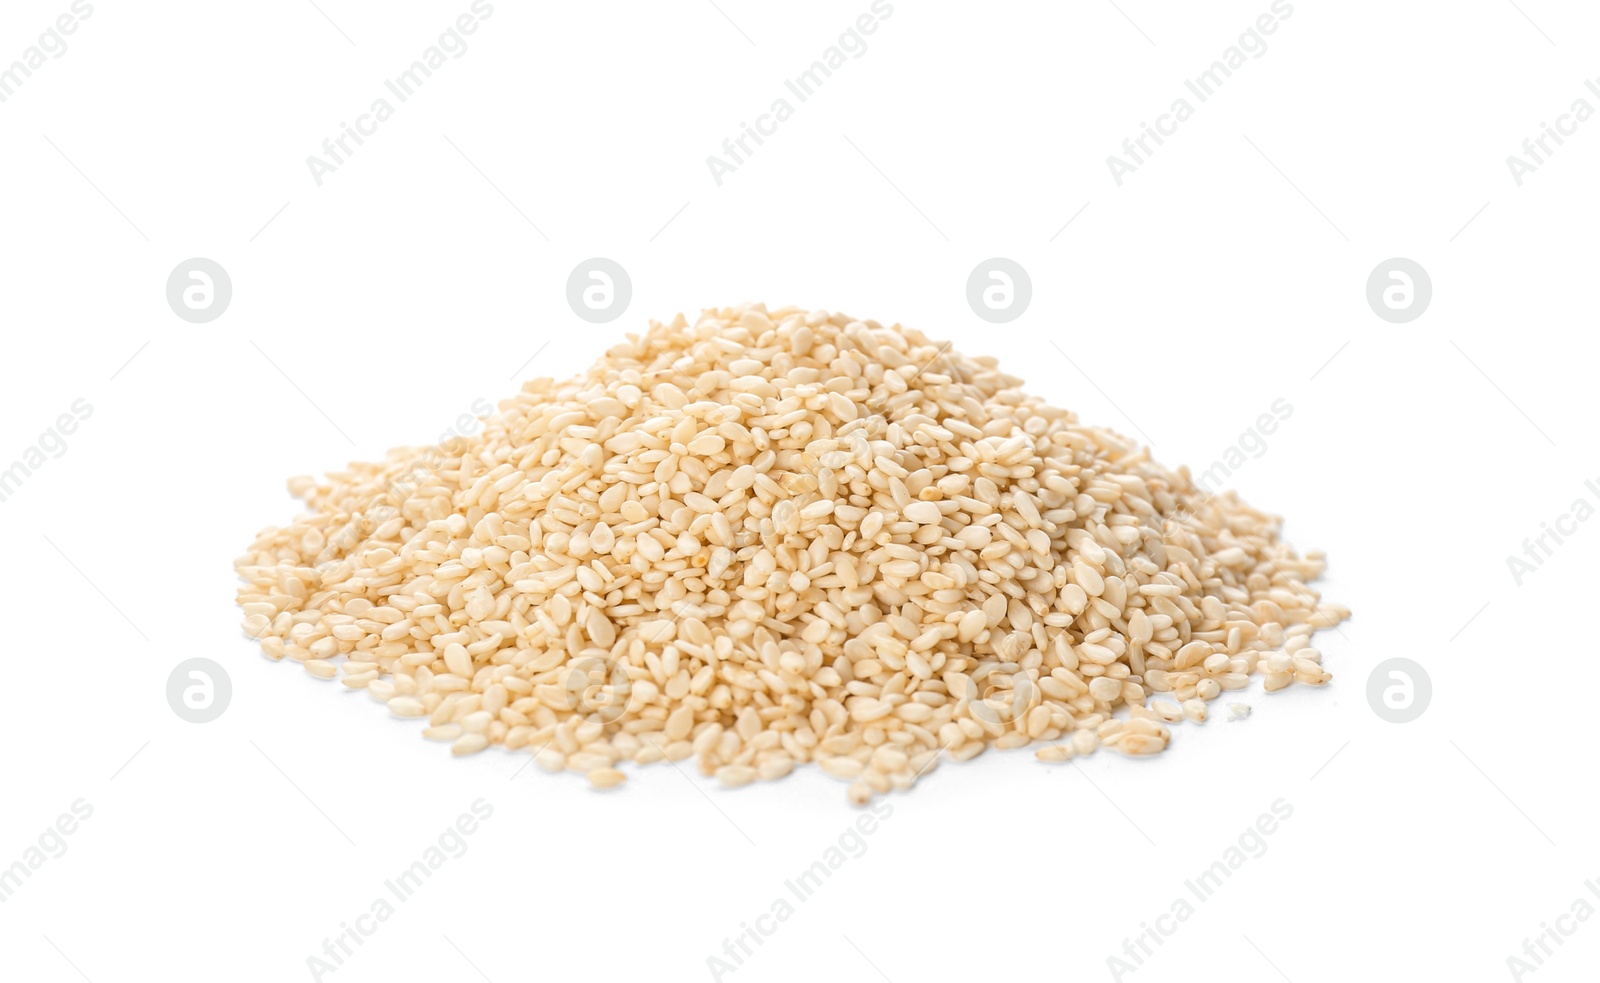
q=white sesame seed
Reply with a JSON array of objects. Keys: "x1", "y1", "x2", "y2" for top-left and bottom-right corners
[
  {"x1": 451, "y1": 733, "x2": 489, "y2": 756},
  {"x1": 587, "y1": 767, "x2": 626, "y2": 789}
]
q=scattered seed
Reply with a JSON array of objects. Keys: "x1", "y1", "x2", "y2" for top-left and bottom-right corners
[
  {"x1": 587, "y1": 767, "x2": 626, "y2": 789},
  {"x1": 716, "y1": 765, "x2": 758, "y2": 788},
  {"x1": 387, "y1": 697, "x2": 427, "y2": 718},
  {"x1": 451, "y1": 733, "x2": 489, "y2": 756}
]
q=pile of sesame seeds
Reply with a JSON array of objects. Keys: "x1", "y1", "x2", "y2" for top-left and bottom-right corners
[{"x1": 234, "y1": 304, "x2": 1347, "y2": 803}]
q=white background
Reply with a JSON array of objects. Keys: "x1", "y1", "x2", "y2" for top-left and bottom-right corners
[{"x1": 2, "y1": 1, "x2": 1596, "y2": 981}]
